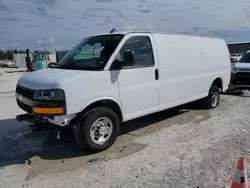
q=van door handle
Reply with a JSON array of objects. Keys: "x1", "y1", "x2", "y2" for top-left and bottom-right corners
[{"x1": 155, "y1": 69, "x2": 159, "y2": 80}]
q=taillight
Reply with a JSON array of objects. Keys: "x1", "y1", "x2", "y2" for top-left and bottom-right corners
[{"x1": 227, "y1": 47, "x2": 233, "y2": 64}]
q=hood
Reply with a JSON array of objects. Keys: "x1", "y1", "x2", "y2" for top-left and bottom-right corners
[{"x1": 17, "y1": 68, "x2": 97, "y2": 90}]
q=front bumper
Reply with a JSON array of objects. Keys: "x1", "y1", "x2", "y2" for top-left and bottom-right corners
[
  {"x1": 229, "y1": 72, "x2": 250, "y2": 90},
  {"x1": 231, "y1": 72, "x2": 250, "y2": 85}
]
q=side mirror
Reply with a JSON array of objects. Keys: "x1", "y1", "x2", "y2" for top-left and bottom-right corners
[
  {"x1": 111, "y1": 59, "x2": 122, "y2": 70},
  {"x1": 123, "y1": 50, "x2": 135, "y2": 67}
]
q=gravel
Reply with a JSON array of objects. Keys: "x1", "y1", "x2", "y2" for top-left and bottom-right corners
[{"x1": 0, "y1": 71, "x2": 250, "y2": 188}]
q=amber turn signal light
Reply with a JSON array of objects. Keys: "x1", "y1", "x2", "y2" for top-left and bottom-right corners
[{"x1": 32, "y1": 107, "x2": 64, "y2": 114}]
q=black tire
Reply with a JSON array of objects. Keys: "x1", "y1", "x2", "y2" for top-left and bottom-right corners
[
  {"x1": 75, "y1": 107, "x2": 120, "y2": 153},
  {"x1": 48, "y1": 63, "x2": 56, "y2": 68},
  {"x1": 205, "y1": 85, "x2": 220, "y2": 109},
  {"x1": 30, "y1": 62, "x2": 36, "y2": 71}
]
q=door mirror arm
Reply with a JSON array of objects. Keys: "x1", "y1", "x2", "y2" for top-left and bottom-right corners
[
  {"x1": 110, "y1": 59, "x2": 122, "y2": 70},
  {"x1": 110, "y1": 50, "x2": 135, "y2": 70}
]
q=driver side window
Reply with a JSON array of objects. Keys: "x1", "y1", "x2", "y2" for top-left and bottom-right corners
[
  {"x1": 73, "y1": 43, "x2": 101, "y2": 60},
  {"x1": 116, "y1": 36, "x2": 155, "y2": 68}
]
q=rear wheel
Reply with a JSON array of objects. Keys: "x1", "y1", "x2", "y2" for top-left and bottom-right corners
[
  {"x1": 205, "y1": 85, "x2": 220, "y2": 109},
  {"x1": 75, "y1": 107, "x2": 120, "y2": 153}
]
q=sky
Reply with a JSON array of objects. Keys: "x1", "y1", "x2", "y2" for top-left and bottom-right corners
[{"x1": 0, "y1": 0, "x2": 250, "y2": 52}]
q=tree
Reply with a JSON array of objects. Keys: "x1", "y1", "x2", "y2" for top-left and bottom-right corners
[
  {"x1": 0, "y1": 49, "x2": 7, "y2": 60},
  {"x1": 5, "y1": 50, "x2": 13, "y2": 60}
]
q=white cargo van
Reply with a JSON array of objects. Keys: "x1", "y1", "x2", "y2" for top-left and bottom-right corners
[{"x1": 16, "y1": 31, "x2": 231, "y2": 153}]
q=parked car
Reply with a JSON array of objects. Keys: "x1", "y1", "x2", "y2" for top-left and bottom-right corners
[
  {"x1": 1, "y1": 60, "x2": 15, "y2": 67},
  {"x1": 230, "y1": 50, "x2": 250, "y2": 90},
  {"x1": 0, "y1": 60, "x2": 8, "y2": 67},
  {"x1": 15, "y1": 31, "x2": 231, "y2": 153}
]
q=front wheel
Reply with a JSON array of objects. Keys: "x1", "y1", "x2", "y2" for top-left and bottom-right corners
[
  {"x1": 205, "y1": 85, "x2": 220, "y2": 109},
  {"x1": 75, "y1": 107, "x2": 120, "y2": 153}
]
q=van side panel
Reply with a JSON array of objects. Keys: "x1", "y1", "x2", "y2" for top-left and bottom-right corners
[
  {"x1": 153, "y1": 33, "x2": 205, "y2": 107},
  {"x1": 200, "y1": 38, "x2": 231, "y2": 92},
  {"x1": 152, "y1": 33, "x2": 230, "y2": 109}
]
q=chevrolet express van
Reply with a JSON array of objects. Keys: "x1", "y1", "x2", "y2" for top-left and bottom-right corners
[{"x1": 16, "y1": 31, "x2": 231, "y2": 153}]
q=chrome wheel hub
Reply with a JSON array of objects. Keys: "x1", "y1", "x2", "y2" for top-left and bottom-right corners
[
  {"x1": 211, "y1": 92, "x2": 219, "y2": 107},
  {"x1": 90, "y1": 117, "x2": 113, "y2": 145}
]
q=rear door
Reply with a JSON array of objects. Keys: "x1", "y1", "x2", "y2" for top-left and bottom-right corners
[{"x1": 111, "y1": 33, "x2": 160, "y2": 119}]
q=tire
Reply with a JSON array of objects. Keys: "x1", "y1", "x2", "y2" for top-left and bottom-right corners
[
  {"x1": 75, "y1": 107, "x2": 120, "y2": 153},
  {"x1": 48, "y1": 63, "x2": 56, "y2": 68},
  {"x1": 30, "y1": 62, "x2": 36, "y2": 71},
  {"x1": 205, "y1": 85, "x2": 220, "y2": 109}
]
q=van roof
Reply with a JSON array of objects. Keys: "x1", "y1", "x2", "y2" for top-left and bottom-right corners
[{"x1": 96, "y1": 30, "x2": 224, "y2": 41}]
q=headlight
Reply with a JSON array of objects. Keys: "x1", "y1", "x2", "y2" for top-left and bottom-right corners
[{"x1": 33, "y1": 89, "x2": 65, "y2": 101}]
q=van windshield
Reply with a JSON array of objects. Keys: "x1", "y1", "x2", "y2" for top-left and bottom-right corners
[
  {"x1": 57, "y1": 34, "x2": 124, "y2": 70},
  {"x1": 239, "y1": 53, "x2": 250, "y2": 63}
]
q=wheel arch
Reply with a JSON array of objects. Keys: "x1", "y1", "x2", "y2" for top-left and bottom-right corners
[
  {"x1": 76, "y1": 97, "x2": 124, "y2": 123},
  {"x1": 211, "y1": 77, "x2": 223, "y2": 92}
]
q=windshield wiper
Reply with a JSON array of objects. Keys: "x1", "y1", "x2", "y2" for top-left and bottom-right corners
[{"x1": 57, "y1": 63, "x2": 103, "y2": 71}]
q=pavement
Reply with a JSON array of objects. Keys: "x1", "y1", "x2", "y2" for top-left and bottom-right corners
[{"x1": 0, "y1": 69, "x2": 250, "y2": 188}]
